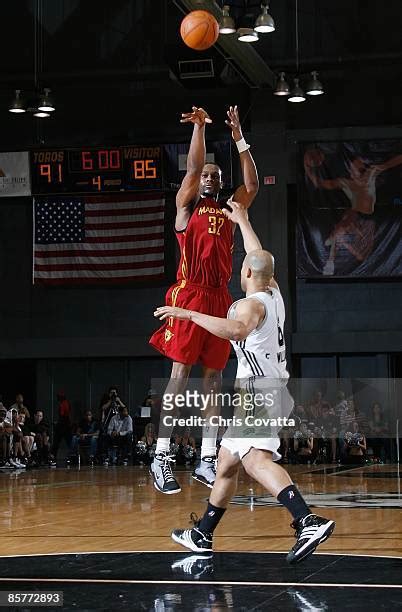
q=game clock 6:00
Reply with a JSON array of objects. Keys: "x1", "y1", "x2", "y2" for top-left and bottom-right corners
[{"x1": 31, "y1": 146, "x2": 163, "y2": 194}]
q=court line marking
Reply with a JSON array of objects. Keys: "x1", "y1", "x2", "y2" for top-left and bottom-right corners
[
  {"x1": 0, "y1": 578, "x2": 401, "y2": 589},
  {"x1": 0, "y1": 550, "x2": 401, "y2": 560}
]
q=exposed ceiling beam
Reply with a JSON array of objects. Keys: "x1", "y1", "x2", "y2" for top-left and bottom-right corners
[{"x1": 173, "y1": 0, "x2": 276, "y2": 89}]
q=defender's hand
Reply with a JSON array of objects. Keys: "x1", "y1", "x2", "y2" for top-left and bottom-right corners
[
  {"x1": 222, "y1": 199, "x2": 248, "y2": 224},
  {"x1": 180, "y1": 106, "x2": 212, "y2": 127},
  {"x1": 225, "y1": 105, "x2": 242, "y2": 140},
  {"x1": 154, "y1": 306, "x2": 191, "y2": 321}
]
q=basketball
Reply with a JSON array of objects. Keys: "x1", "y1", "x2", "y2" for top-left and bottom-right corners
[
  {"x1": 304, "y1": 148, "x2": 325, "y2": 168},
  {"x1": 180, "y1": 10, "x2": 219, "y2": 51}
]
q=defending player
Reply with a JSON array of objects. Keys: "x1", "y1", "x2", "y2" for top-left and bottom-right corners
[
  {"x1": 149, "y1": 106, "x2": 259, "y2": 494},
  {"x1": 155, "y1": 201, "x2": 335, "y2": 564}
]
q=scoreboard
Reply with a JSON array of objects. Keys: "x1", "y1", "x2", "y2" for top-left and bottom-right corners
[
  {"x1": 28, "y1": 141, "x2": 232, "y2": 195},
  {"x1": 31, "y1": 146, "x2": 163, "y2": 194}
]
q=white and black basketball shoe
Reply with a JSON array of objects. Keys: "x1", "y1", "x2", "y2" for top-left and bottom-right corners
[
  {"x1": 171, "y1": 527, "x2": 213, "y2": 553},
  {"x1": 150, "y1": 452, "x2": 181, "y2": 494},
  {"x1": 287, "y1": 514, "x2": 335, "y2": 564},
  {"x1": 192, "y1": 456, "x2": 216, "y2": 488},
  {"x1": 171, "y1": 514, "x2": 213, "y2": 553}
]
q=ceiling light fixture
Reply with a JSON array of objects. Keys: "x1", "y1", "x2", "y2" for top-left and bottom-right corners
[
  {"x1": 306, "y1": 70, "x2": 324, "y2": 95},
  {"x1": 254, "y1": 3, "x2": 275, "y2": 33},
  {"x1": 273, "y1": 72, "x2": 290, "y2": 96},
  {"x1": 33, "y1": 110, "x2": 50, "y2": 118},
  {"x1": 219, "y1": 4, "x2": 236, "y2": 34},
  {"x1": 10, "y1": 1, "x2": 56, "y2": 119},
  {"x1": 288, "y1": 77, "x2": 306, "y2": 102},
  {"x1": 9, "y1": 89, "x2": 27, "y2": 113},
  {"x1": 38, "y1": 88, "x2": 55, "y2": 111},
  {"x1": 237, "y1": 28, "x2": 259, "y2": 43}
]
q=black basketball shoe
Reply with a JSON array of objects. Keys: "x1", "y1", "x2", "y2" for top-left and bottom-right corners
[
  {"x1": 171, "y1": 513, "x2": 213, "y2": 553},
  {"x1": 150, "y1": 451, "x2": 181, "y2": 494},
  {"x1": 287, "y1": 513, "x2": 335, "y2": 565}
]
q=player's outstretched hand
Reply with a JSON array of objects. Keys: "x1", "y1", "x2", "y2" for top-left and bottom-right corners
[
  {"x1": 180, "y1": 106, "x2": 212, "y2": 127},
  {"x1": 222, "y1": 198, "x2": 248, "y2": 224},
  {"x1": 154, "y1": 306, "x2": 191, "y2": 321},
  {"x1": 225, "y1": 105, "x2": 242, "y2": 139}
]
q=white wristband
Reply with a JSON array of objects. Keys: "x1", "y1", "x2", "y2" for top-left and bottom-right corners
[{"x1": 235, "y1": 137, "x2": 250, "y2": 154}]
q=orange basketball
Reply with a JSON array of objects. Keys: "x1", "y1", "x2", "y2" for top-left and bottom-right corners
[{"x1": 180, "y1": 10, "x2": 219, "y2": 51}]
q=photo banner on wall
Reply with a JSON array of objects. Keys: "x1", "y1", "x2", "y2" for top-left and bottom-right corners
[
  {"x1": 297, "y1": 140, "x2": 402, "y2": 277},
  {"x1": 0, "y1": 151, "x2": 31, "y2": 197}
]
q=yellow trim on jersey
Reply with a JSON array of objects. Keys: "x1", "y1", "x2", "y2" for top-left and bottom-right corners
[
  {"x1": 181, "y1": 245, "x2": 188, "y2": 279},
  {"x1": 169, "y1": 280, "x2": 187, "y2": 327}
]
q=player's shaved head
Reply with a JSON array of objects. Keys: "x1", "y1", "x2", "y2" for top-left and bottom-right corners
[{"x1": 244, "y1": 249, "x2": 275, "y2": 282}]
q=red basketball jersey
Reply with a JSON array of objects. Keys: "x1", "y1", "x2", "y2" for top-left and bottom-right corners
[{"x1": 176, "y1": 197, "x2": 234, "y2": 288}]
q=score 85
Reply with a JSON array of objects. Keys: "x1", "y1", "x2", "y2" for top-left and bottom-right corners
[{"x1": 132, "y1": 159, "x2": 156, "y2": 180}]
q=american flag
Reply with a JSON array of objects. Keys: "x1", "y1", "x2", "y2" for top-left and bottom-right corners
[{"x1": 33, "y1": 194, "x2": 165, "y2": 285}]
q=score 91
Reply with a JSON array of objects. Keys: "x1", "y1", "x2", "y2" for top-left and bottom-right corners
[
  {"x1": 132, "y1": 159, "x2": 156, "y2": 180},
  {"x1": 39, "y1": 163, "x2": 63, "y2": 183}
]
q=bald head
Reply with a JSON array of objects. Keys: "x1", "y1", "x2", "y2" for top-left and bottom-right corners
[{"x1": 243, "y1": 249, "x2": 275, "y2": 285}]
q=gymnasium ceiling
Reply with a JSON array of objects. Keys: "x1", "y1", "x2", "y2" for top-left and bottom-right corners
[{"x1": 0, "y1": 0, "x2": 401, "y2": 142}]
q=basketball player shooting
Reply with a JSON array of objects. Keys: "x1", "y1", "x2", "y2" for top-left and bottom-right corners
[
  {"x1": 149, "y1": 105, "x2": 259, "y2": 494},
  {"x1": 155, "y1": 201, "x2": 335, "y2": 564},
  {"x1": 304, "y1": 149, "x2": 402, "y2": 275}
]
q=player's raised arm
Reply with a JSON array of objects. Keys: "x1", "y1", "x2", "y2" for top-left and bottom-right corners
[
  {"x1": 223, "y1": 200, "x2": 280, "y2": 291},
  {"x1": 226, "y1": 106, "x2": 259, "y2": 209},
  {"x1": 222, "y1": 200, "x2": 261, "y2": 253},
  {"x1": 154, "y1": 298, "x2": 264, "y2": 343},
  {"x1": 175, "y1": 107, "x2": 211, "y2": 231}
]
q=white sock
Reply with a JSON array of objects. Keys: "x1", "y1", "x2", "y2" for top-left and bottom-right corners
[
  {"x1": 155, "y1": 437, "x2": 171, "y2": 455},
  {"x1": 201, "y1": 423, "x2": 218, "y2": 459}
]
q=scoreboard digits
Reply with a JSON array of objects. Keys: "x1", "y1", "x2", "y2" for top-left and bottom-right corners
[{"x1": 31, "y1": 146, "x2": 163, "y2": 194}]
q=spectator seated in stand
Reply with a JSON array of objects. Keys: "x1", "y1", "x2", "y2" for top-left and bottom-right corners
[
  {"x1": 70, "y1": 410, "x2": 99, "y2": 464},
  {"x1": 9, "y1": 393, "x2": 30, "y2": 420},
  {"x1": 7, "y1": 407, "x2": 26, "y2": 469},
  {"x1": 368, "y1": 402, "x2": 389, "y2": 463},
  {"x1": 16, "y1": 410, "x2": 35, "y2": 466},
  {"x1": 136, "y1": 423, "x2": 157, "y2": 465},
  {"x1": 30, "y1": 410, "x2": 52, "y2": 466},
  {"x1": 0, "y1": 406, "x2": 14, "y2": 468},
  {"x1": 344, "y1": 421, "x2": 367, "y2": 464},
  {"x1": 105, "y1": 405, "x2": 133, "y2": 465},
  {"x1": 293, "y1": 421, "x2": 315, "y2": 464}
]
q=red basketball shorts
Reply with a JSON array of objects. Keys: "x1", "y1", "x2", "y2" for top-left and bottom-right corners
[{"x1": 149, "y1": 280, "x2": 232, "y2": 371}]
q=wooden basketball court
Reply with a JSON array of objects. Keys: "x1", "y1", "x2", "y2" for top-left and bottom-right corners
[{"x1": 1, "y1": 464, "x2": 402, "y2": 609}]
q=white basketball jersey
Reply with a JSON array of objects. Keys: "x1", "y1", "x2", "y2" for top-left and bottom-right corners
[{"x1": 228, "y1": 289, "x2": 289, "y2": 382}]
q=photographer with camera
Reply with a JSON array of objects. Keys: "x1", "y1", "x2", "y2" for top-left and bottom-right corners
[
  {"x1": 99, "y1": 387, "x2": 127, "y2": 463},
  {"x1": 101, "y1": 387, "x2": 126, "y2": 428}
]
